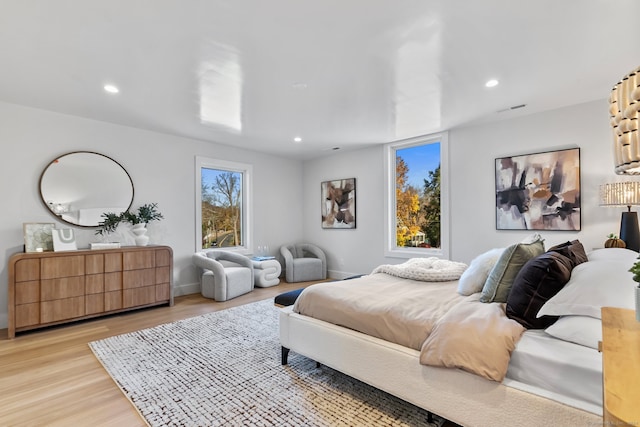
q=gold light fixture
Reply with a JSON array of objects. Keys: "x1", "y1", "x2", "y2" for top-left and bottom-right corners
[
  {"x1": 600, "y1": 181, "x2": 640, "y2": 251},
  {"x1": 610, "y1": 66, "x2": 640, "y2": 175}
]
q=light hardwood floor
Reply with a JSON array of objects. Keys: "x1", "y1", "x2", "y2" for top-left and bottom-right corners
[{"x1": 0, "y1": 281, "x2": 458, "y2": 427}]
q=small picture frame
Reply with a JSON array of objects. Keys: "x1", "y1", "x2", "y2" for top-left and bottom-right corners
[
  {"x1": 52, "y1": 228, "x2": 78, "y2": 252},
  {"x1": 23, "y1": 223, "x2": 55, "y2": 253}
]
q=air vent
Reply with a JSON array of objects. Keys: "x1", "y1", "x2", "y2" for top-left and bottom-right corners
[{"x1": 497, "y1": 104, "x2": 527, "y2": 113}]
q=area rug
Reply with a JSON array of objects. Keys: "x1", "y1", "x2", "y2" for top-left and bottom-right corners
[{"x1": 89, "y1": 299, "x2": 445, "y2": 427}]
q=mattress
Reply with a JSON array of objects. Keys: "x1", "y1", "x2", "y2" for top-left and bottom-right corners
[{"x1": 505, "y1": 329, "x2": 603, "y2": 415}]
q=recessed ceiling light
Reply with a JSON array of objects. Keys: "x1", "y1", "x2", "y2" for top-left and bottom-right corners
[
  {"x1": 293, "y1": 137, "x2": 302, "y2": 143},
  {"x1": 292, "y1": 82, "x2": 308, "y2": 90},
  {"x1": 485, "y1": 79, "x2": 499, "y2": 88},
  {"x1": 104, "y1": 84, "x2": 119, "y2": 94}
]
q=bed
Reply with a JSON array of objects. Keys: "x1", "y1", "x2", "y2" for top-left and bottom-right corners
[{"x1": 279, "y1": 242, "x2": 638, "y2": 426}]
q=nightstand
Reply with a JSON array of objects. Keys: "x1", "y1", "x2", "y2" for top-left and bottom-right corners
[{"x1": 600, "y1": 307, "x2": 640, "y2": 426}]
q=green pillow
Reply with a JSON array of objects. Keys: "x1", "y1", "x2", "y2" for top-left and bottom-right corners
[{"x1": 480, "y1": 240, "x2": 545, "y2": 303}]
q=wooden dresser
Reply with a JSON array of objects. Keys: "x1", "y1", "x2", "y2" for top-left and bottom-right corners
[
  {"x1": 8, "y1": 245, "x2": 173, "y2": 339},
  {"x1": 601, "y1": 307, "x2": 640, "y2": 426}
]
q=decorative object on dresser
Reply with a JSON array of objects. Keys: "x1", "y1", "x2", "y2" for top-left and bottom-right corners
[
  {"x1": 600, "y1": 182, "x2": 640, "y2": 252},
  {"x1": 96, "y1": 203, "x2": 163, "y2": 247},
  {"x1": 600, "y1": 307, "x2": 640, "y2": 425},
  {"x1": 495, "y1": 147, "x2": 581, "y2": 231},
  {"x1": 7, "y1": 245, "x2": 173, "y2": 339},
  {"x1": 610, "y1": 65, "x2": 640, "y2": 175},
  {"x1": 51, "y1": 228, "x2": 77, "y2": 252},
  {"x1": 22, "y1": 222, "x2": 55, "y2": 253}
]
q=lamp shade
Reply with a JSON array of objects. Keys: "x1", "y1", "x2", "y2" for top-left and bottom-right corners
[
  {"x1": 600, "y1": 181, "x2": 640, "y2": 252},
  {"x1": 610, "y1": 66, "x2": 640, "y2": 175},
  {"x1": 599, "y1": 182, "x2": 640, "y2": 207}
]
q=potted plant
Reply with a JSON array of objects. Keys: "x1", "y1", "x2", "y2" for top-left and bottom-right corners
[
  {"x1": 96, "y1": 203, "x2": 163, "y2": 246},
  {"x1": 96, "y1": 212, "x2": 125, "y2": 237},
  {"x1": 123, "y1": 203, "x2": 164, "y2": 246},
  {"x1": 629, "y1": 258, "x2": 640, "y2": 322},
  {"x1": 121, "y1": 203, "x2": 164, "y2": 226}
]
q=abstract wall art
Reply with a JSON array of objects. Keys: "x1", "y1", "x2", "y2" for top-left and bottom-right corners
[
  {"x1": 495, "y1": 148, "x2": 580, "y2": 231},
  {"x1": 321, "y1": 178, "x2": 356, "y2": 229}
]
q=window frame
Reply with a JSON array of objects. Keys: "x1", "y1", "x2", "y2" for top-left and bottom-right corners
[
  {"x1": 383, "y1": 132, "x2": 450, "y2": 259},
  {"x1": 195, "y1": 156, "x2": 253, "y2": 253}
]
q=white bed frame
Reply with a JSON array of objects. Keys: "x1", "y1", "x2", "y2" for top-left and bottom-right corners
[{"x1": 279, "y1": 307, "x2": 601, "y2": 427}]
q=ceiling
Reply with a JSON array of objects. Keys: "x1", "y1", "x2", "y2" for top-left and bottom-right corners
[{"x1": 1, "y1": 1, "x2": 639, "y2": 160}]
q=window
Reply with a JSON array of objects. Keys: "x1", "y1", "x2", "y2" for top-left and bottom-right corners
[
  {"x1": 384, "y1": 132, "x2": 449, "y2": 259},
  {"x1": 195, "y1": 157, "x2": 253, "y2": 252}
]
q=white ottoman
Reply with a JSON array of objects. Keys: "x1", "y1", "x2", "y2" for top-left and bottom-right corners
[{"x1": 252, "y1": 259, "x2": 282, "y2": 287}]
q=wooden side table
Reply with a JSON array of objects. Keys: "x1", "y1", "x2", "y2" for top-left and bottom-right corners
[{"x1": 601, "y1": 307, "x2": 640, "y2": 426}]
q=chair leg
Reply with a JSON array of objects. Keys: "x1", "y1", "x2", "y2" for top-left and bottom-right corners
[{"x1": 281, "y1": 347, "x2": 290, "y2": 365}]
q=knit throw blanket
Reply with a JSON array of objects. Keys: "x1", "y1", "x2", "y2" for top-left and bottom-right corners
[{"x1": 372, "y1": 257, "x2": 467, "y2": 282}]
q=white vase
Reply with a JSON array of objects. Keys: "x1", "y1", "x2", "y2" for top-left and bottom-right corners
[{"x1": 131, "y1": 223, "x2": 149, "y2": 246}]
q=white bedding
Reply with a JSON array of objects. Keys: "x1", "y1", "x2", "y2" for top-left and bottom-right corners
[{"x1": 506, "y1": 329, "x2": 603, "y2": 414}]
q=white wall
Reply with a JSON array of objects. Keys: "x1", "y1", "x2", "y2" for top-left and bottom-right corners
[
  {"x1": 303, "y1": 99, "x2": 625, "y2": 276},
  {"x1": 0, "y1": 101, "x2": 304, "y2": 329},
  {"x1": 450, "y1": 99, "x2": 621, "y2": 262},
  {"x1": 303, "y1": 145, "x2": 386, "y2": 278}
]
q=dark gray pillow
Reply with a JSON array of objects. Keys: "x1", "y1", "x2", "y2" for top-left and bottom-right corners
[{"x1": 506, "y1": 251, "x2": 574, "y2": 329}]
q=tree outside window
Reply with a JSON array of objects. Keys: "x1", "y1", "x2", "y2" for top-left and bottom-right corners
[
  {"x1": 201, "y1": 169, "x2": 242, "y2": 248},
  {"x1": 195, "y1": 157, "x2": 252, "y2": 252},
  {"x1": 385, "y1": 132, "x2": 448, "y2": 259},
  {"x1": 395, "y1": 144, "x2": 440, "y2": 249}
]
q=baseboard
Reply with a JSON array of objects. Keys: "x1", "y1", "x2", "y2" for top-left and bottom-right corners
[{"x1": 174, "y1": 281, "x2": 200, "y2": 297}]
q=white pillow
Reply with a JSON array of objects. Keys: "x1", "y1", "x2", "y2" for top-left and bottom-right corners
[
  {"x1": 521, "y1": 233, "x2": 543, "y2": 244},
  {"x1": 457, "y1": 248, "x2": 505, "y2": 295},
  {"x1": 587, "y1": 247, "x2": 639, "y2": 263},
  {"x1": 537, "y1": 259, "x2": 636, "y2": 319},
  {"x1": 544, "y1": 316, "x2": 602, "y2": 349}
]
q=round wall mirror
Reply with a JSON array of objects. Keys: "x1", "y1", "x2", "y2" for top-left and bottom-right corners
[{"x1": 39, "y1": 151, "x2": 134, "y2": 227}]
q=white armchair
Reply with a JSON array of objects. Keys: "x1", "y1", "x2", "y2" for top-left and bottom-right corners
[
  {"x1": 192, "y1": 250, "x2": 254, "y2": 301},
  {"x1": 280, "y1": 243, "x2": 327, "y2": 283}
]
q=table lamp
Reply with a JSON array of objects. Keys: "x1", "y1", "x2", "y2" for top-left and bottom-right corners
[{"x1": 600, "y1": 182, "x2": 640, "y2": 252}]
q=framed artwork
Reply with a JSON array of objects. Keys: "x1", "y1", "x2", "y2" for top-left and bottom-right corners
[
  {"x1": 23, "y1": 223, "x2": 55, "y2": 252},
  {"x1": 321, "y1": 178, "x2": 356, "y2": 229},
  {"x1": 495, "y1": 147, "x2": 580, "y2": 231},
  {"x1": 52, "y1": 228, "x2": 78, "y2": 252}
]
